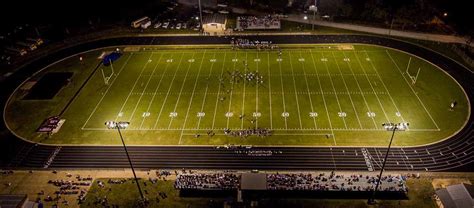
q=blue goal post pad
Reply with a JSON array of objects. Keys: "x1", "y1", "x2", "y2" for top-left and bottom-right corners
[{"x1": 103, "y1": 51, "x2": 122, "y2": 66}]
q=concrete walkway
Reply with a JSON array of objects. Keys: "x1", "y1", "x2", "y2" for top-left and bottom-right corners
[{"x1": 286, "y1": 14, "x2": 472, "y2": 46}]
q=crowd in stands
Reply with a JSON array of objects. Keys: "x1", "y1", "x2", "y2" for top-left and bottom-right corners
[
  {"x1": 237, "y1": 15, "x2": 281, "y2": 30},
  {"x1": 267, "y1": 172, "x2": 407, "y2": 192},
  {"x1": 174, "y1": 173, "x2": 240, "y2": 190},
  {"x1": 231, "y1": 38, "x2": 277, "y2": 50},
  {"x1": 175, "y1": 171, "x2": 407, "y2": 193},
  {"x1": 224, "y1": 128, "x2": 272, "y2": 138}
]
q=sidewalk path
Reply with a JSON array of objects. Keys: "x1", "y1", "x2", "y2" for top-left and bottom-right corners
[{"x1": 286, "y1": 14, "x2": 472, "y2": 46}]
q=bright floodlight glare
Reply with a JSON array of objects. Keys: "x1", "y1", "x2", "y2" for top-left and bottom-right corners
[
  {"x1": 118, "y1": 122, "x2": 130, "y2": 129},
  {"x1": 443, "y1": 12, "x2": 448, "y2": 17},
  {"x1": 195, "y1": 16, "x2": 199, "y2": 20},
  {"x1": 105, "y1": 121, "x2": 130, "y2": 129},
  {"x1": 382, "y1": 122, "x2": 409, "y2": 131},
  {"x1": 303, "y1": 16, "x2": 308, "y2": 20}
]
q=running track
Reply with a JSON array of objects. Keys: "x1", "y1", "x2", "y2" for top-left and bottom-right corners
[{"x1": 0, "y1": 35, "x2": 472, "y2": 171}]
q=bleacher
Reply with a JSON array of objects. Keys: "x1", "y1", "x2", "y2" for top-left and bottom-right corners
[
  {"x1": 236, "y1": 15, "x2": 281, "y2": 30},
  {"x1": 174, "y1": 171, "x2": 408, "y2": 194}
]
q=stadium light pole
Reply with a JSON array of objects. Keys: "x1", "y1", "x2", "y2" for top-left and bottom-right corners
[
  {"x1": 309, "y1": 4, "x2": 317, "y2": 30},
  {"x1": 367, "y1": 122, "x2": 408, "y2": 205},
  {"x1": 105, "y1": 121, "x2": 145, "y2": 203},
  {"x1": 198, "y1": 0, "x2": 203, "y2": 32}
]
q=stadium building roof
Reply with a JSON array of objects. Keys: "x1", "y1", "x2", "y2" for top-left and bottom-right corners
[
  {"x1": 0, "y1": 194, "x2": 33, "y2": 208},
  {"x1": 240, "y1": 173, "x2": 267, "y2": 190},
  {"x1": 436, "y1": 183, "x2": 474, "y2": 208},
  {"x1": 202, "y1": 13, "x2": 226, "y2": 25}
]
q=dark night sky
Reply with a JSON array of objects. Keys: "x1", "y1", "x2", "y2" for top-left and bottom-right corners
[{"x1": 0, "y1": 0, "x2": 471, "y2": 34}]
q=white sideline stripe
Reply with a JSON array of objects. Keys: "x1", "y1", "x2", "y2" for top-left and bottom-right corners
[
  {"x1": 82, "y1": 53, "x2": 133, "y2": 129},
  {"x1": 384, "y1": 50, "x2": 439, "y2": 129},
  {"x1": 114, "y1": 52, "x2": 155, "y2": 121}
]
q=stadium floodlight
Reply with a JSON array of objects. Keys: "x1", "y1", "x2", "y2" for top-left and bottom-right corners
[
  {"x1": 198, "y1": 0, "x2": 203, "y2": 31},
  {"x1": 303, "y1": 15, "x2": 308, "y2": 20},
  {"x1": 368, "y1": 122, "x2": 409, "y2": 205},
  {"x1": 105, "y1": 121, "x2": 145, "y2": 204},
  {"x1": 309, "y1": 4, "x2": 317, "y2": 30}
]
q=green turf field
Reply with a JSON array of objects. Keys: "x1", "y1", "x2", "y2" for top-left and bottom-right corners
[{"x1": 5, "y1": 44, "x2": 470, "y2": 146}]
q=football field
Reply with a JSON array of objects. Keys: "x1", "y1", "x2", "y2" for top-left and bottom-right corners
[{"x1": 5, "y1": 44, "x2": 470, "y2": 146}]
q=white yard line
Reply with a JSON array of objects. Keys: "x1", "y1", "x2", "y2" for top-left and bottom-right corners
[
  {"x1": 226, "y1": 52, "x2": 238, "y2": 129},
  {"x1": 153, "y1": 53, "x2": 185, "y2": 129},
  {"x1": 384, "y1": 50, "x2": 439, "y2": 129},
  {"x1": 299, "y1": 51, "x2": 318, "y2": 129},
  {"x1": 288, "y1": 52, "x2": 303, "y2": 129},
  {"x1": 212, "y1": 52, "x2": 231, "y2": 129},
  {"x1": 330, "y1": 51, "x2": 363, "y2": 129},
  {"x1": 365, "y1": 51, "x2": 408, "y2": 124},
  {"x1": 320, "y1": 52, "x2": 347, "y2": 129},
  {"x1": 127, "y1": 53, "x2": 164, "y2": 122},
  {"x1": 178, "y1": 51, "x2": 207, "y2": 144},
  {"x1": 277, "y1": 52, "x2": 289, "y2": 129},
  {"x1": 255, "y1": 52, "x2": 259, "y2": 128},
  {"x1": 138, "y1": 54, "x2": 175, "y2": 129},
  {"x1": 353, "y1": 51, "x2": 391, "y2": 125},
  {"x1": 266, "y1": 52, "x2": 273, "y2": 129},
  {"x1": 341, "y1": 51, "x2": 378, "y2": 129},
  {"x1": 241, "y1": 52, "x2": 248, "y2": 129},
  {"x1": 167, "y1": 53, "x2": 197, "y2": 129},
  {"x1": 114, "y1": 52, "x2": 155, "y2": 121},
  {"x1": 196, "y1": 53, "x2": 217, "y2": 129},
  {"x1": 309, "y1": 49, "x2": 336, "y2": 144},
  {"x1": 82, "y1": 53, "x2": 133, "y2": 129}
]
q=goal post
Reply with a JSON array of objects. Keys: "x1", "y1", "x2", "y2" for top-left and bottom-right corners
[
  {"x1": 101, "y1": 60, "x2": 115, "y2": 85},
  {"x1": 405, "y1": 57, "x2": 421, "y2": 85}
]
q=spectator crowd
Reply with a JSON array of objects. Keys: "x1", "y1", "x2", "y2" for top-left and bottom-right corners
[
  {"x1": 237, "y1": 15, "x2": 281, "y2": 30},
  {"x1": 175, "y1": 171, "x2": 407, "y2": 193},
  {"x1": 174, "y1": 173, "x2": 240, "y2": 190}
]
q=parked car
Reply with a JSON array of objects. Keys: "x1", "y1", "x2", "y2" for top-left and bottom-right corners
[
  {"x1": 175, "y1": 23, "x2": 182, "y2": 30},
  {"x1": 162, "y1": 22, "x2": 170, "y2": 29}
]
